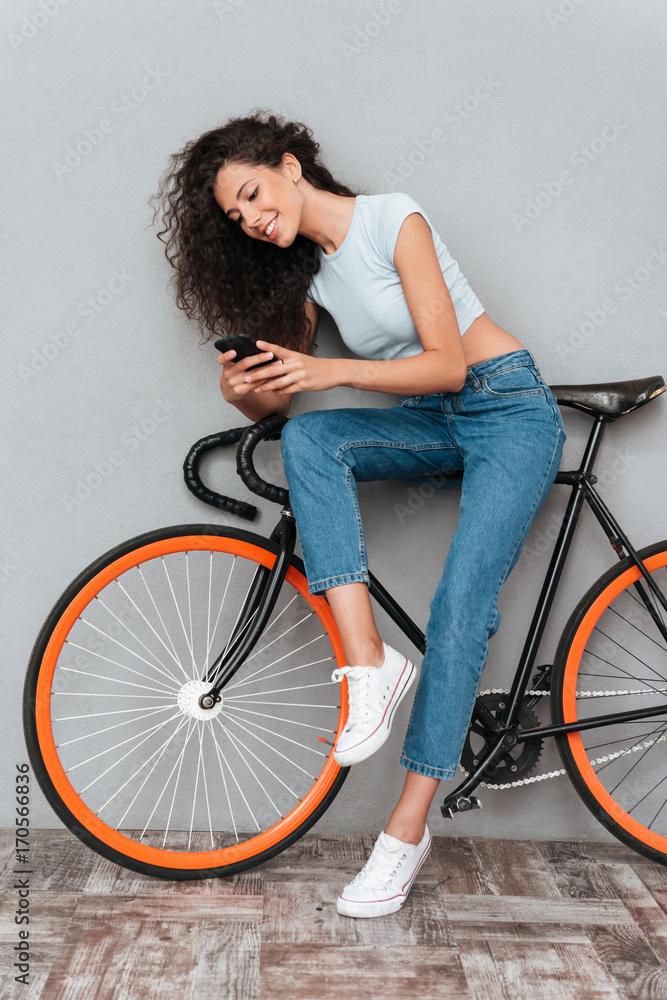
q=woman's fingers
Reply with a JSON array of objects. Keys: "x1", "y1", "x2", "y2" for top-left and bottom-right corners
[
  {"x1": 256, "y1": 339, "x2": 291, "y2": 361},
  {"x1": 254, "y1": 370, "x2": 295, "y2": 393},
  {"x1": 223, "y1": 354, "x2": 278, "y2": 384},
  {"x1": 241, "y1": 358, "x2": 285, "y2": 383}
]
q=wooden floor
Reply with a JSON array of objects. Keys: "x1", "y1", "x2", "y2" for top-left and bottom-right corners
[{"x1": 2, "y1": 829, "x2": 667, "y2": 1000}]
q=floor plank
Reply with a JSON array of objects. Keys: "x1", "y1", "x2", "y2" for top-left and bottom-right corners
[
  {"x1": 458, "y1": 938, "x2": 623, "y2": 1000},
  {"x1": 432, "y1": 837, "x2": 562, "y2": 898},
  {"x1": 586, "y1": 923, "x2": 667, "y2": 1000},
  {"x1": 439, "y1": 892, "x2": 632, "y2": 926},
  {"x1": 258, "y1": 944, "x2": 471, "y2": 1000},
  {"x1": 189, "y1": 922, "x2": 260, "y2": 1000}
]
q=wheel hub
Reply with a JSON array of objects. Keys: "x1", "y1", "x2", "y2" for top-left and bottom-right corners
[{"x1": 177, "y1": 680, "x2": 223, "y2": 720}]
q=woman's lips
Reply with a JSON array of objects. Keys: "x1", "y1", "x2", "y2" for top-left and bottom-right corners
[{"x1": 264, "y1": 214, "x2": 279, "y2": 240}]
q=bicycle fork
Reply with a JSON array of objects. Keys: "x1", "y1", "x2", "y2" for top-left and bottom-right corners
[{"x1": 198, "y1": 507, "x2": 298, "y2": 711}]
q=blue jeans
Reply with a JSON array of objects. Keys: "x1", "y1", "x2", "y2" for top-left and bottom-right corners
[{"x1": 280, "y1": 349, "x2": 566, "y2": 779}]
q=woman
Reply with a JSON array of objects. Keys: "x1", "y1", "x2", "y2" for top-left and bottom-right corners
[{"x1": 151, "y1": 109, "x2": 566, "y2": 919}]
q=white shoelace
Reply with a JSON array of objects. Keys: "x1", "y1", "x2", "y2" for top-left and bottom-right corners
[
  {"x1": 331, "y1": 666, "x2": 374, "y2": 731},
  {"x1": 353, "y1": 840, "x2": 408, "y2": 892}
]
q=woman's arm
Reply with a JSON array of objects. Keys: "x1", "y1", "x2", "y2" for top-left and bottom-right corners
[
  {"x1": 247, "y1": 215, "x2": 468, "y2": 397},
  {"x1": 337, "y1": 213, "x2": 467, "y2": 394}
]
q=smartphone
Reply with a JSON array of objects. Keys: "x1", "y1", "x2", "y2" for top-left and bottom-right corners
[{"x1": 214, "y1": 334, "x2": 274, "y2": 369}]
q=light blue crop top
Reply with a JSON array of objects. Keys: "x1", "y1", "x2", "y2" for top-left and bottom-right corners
[{"x1": 305, "y1": 192, "x2": 485, "y2": 360}]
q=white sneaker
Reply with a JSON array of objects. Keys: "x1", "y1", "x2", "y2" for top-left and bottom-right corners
[
  {"x1": 331, "y1": 642, "x2": 416, "y2": 766},
  {"x1": 337, "y1": 826, "x2": 432, "y2": 918}
]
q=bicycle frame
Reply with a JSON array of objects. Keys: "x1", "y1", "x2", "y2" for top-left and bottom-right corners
[{"x1": 198, "y1": 412, "x2": 667, "y2": 817}]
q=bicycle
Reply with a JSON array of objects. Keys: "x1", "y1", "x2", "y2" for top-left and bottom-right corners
[{"x1": 23, "y1": 372, "x2": 667, "y2": 880}]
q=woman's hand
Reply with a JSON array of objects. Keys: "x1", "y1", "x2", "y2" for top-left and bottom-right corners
[
  {"x1": 240, "y1": 340, "x2": 341, "y2": 395},
  {"x1": 217, "y1": 348, "x2": 283, "y2": 404}
]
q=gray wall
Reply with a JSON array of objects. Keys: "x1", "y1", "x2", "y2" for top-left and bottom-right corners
[{"x1": 3, "y1": 0, "x2": 666, "y2": 845}]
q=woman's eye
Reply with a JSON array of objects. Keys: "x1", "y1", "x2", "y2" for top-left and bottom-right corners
[{"x1": 235, "y1": 187, "x2": 258, "y2": 227}]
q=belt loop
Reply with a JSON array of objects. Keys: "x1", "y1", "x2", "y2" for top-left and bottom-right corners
[{"x1": 467, "y1": 368, "x2": 481, "y2": 391}]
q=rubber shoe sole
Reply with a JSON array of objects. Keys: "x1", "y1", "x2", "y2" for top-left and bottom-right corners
[{"x1": 333, "y1": 657, "x2": 416, "y2": 767}]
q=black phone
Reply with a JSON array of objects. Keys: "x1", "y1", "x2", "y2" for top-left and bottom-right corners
[{"x1": 214, "y1": 334, "x2": 273, "y2": 369}]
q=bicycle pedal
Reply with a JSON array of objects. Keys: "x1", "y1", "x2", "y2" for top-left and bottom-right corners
[{"x1": 441, "y1": 795, "x2": 483, "y2": 819}]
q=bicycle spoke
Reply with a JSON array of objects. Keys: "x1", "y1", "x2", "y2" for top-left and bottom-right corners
[
  {"x1": 629, "y1": 568, "x2": 667, "y2": 631},
  {"x1": 240, "y1": 605, "x2": 315, "y2": 668},
  {"x1": 74, "y1": 711, "x2": 183, "y2": 784},
  {"x1": 224, "y1": 706, "x2": 337, "y2": 732},
  {"x1": 608, "y1": 725, "x2": 667, "y2": 795},
  {"x1": 63, "y1": 640, "x2": 178, "y2": 694},
  {"x1": 56, "y1": 705, "x2": 175, "y2": 745},
  {"x1": 222, "y1": 720, "x2": 303, "y2": 801},
  {"x1": 114, "y1": 578, "x2": 185, "y2": 684},
  {"x1": 618, "y1": 759, "x2": 667, "y2": 819},
  {"x1": 162, "y1": 558, "x2": 197, "y2": 677},
  {"x1": 221, "y1": 706, "x2": 328, "y2": 758},
  {"x1": 591, "y1": 625, "x2": 667, "y2": 684},
  {"x1": 205, "y1": 555, "x2": 237, "y2": 668},
  {"x1": 160, "y1": 719, "x2": 197, "y2": 847},
  {"x1": 220, "y1": 711, "x2": 318, "y2": 780},
  {"x1": 58, "y1": 663, "x2": 177, "y2": 696},
  {"x1": 137, "y1": 565, "x2": 190, "y2": 681},
  {"x1": 628, "y1": 575, "x2": 667, "y2": 631},
  {"x1": 226, "y1": 635, "x2": 329, "y2": 690},
  {"x1": 103, "y1": 715, "x2": 192, "y2": 823},
  {"x1": 223, "y1": 681, "x2": 336, "y2": 700},
  {"x1": 646, "y1": 792, "x2": 667, "y2": 831},
  {"x1": 53, "y1": 691, "x2": 176, "y2": 699},
  {"x1": 92, "y1": 595, "x2": 181, "y2": 687},
  {"x1": 207, "y1": 719, "x2": 261, "y2": 837},
  {"x1": 225, "y1": 656, "x2": 336, "y2": 694},
  {"x1": 206, "y1": 551, "x2": 213, "y2": 672},
  {"x1": 580, "y1": 648, "x2": 667, "y2": 693},
  {"x1": 190, "y1": 724, "x2": 213, "y2": 851},
  {"x1": 586, "y1": 724, "x2": 667, "y2": 752},
  {"x1": 608, "y1": 602, "x2": 667, "y2": 654},
  {"x1": 186, "y1": 553, "x2": 196, "y2": 680},
  {"x1": 222, "y1": 724, "x2": 288, "y2": 815}
]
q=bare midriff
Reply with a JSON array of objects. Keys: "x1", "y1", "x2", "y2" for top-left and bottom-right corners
[{"x1": 460, "y1": 312, "x2": 526, "y2": 368}]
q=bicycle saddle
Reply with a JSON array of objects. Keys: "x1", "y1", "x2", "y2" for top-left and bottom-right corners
[{"x1": 549, "y1": 375, "x2": 666, "y2": 420}]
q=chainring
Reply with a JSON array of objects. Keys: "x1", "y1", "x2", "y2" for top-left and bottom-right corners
[{"x1": 460, "y1": 693, "x2": 543, "y2": 786}]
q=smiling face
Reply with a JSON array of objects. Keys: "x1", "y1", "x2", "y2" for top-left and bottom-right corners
[{"x1": 213, "y1": 156, "x2": 301, "y2": 246}]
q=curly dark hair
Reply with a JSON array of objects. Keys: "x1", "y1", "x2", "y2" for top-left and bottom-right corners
[{"x1": 148, "y1": 108, "x2": 368, "y2": 353}]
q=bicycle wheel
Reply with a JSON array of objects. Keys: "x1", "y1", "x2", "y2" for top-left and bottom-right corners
[
  {"x1": 23, "y1": 524, "x2": 348, "y2": 879},
  {"x1": 552, "y1": 539, "x2": 667, "y2": 864}
]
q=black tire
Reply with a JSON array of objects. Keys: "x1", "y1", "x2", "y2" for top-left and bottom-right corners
[
  {"x1": 23, "y1": 524, "x2": 349, "y2": 879},
  {"x1": 551, "y1": 539, "x2": 667, "y2": 864}
]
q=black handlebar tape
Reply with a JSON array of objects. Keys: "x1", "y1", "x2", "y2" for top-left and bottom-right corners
[
  {"x1": 183, "y1": 427, "x2": 258, "y2": 521},
  {"x1": 236, "y1": 414, "x2": 290, "y2": 507}
]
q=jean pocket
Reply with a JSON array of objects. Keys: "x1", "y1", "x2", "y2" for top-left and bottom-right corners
[{"x1": 480, "y1": 364, "x2": 546, "y2": 399}]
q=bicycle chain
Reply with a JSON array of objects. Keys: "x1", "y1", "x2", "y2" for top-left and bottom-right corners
[{"x1": 461, "y1": 686, "x2": 667, "y2": 790}]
